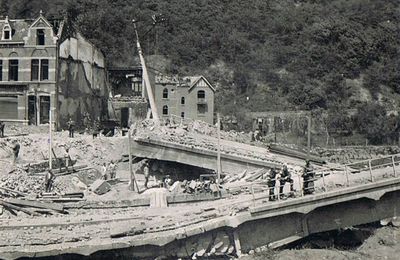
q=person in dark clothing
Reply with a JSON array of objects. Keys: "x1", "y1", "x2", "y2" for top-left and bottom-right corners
[
  {"x1": 12, "y1": 141, "x2": 20, "y2": 164},
  {"x1": 303, "y1": 160, "x2": 316, "y2": 195},
  {"x1": 143, "y1": 161, "x2": 150, "y2": 189},
  {"x1": 67, "y1": 118, "x2": 75, "y2": 138},
  {"x1": 44, "y1": 170, "x2": 55, "y2": 192},
  {"x1": 279, "y1": 164, "x2": 295, "y2": 198},
  {"x1": 268, "y1": 168, "x2": 278, "y2": 201},
  {"x1": 0, "y1": 121, "x2": 5, "y2": 138}
]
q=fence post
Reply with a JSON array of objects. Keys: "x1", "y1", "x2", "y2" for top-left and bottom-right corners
[
  {"x1": 368, "y1": 160, "x2": 373, "y2": 182},
  {"x1": 322, "y1": 171, "x2": 326, "y2": 191},
  {"x1": 251, "y1": 184, "x2": 255, "y2": 207},
  {"x1": 344, "y1": 165, "x2": 349, "y2": 186},
  {"x1": 392, "y1": 155, "x2": 397, "y2": 177},
  {"x1": 277, "y1": 177, "x2": 281, "y2": 201}
]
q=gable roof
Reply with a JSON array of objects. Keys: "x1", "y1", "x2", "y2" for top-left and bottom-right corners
[
  {"x1": 185, "y1": 76, "x2": 215, "y2": 92},
  {"x1": 0, "y1": 13, "x2": 60, "y2": 44}
]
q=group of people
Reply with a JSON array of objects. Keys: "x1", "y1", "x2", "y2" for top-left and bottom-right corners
[
  {"x1": 267, "y1": 160, "x2": 315, "y2": 201},
  {"x1": 67, "y1": 116, "x2": 102, "y2": 139},
  {"x1": 102, "y1": 160, "x2": 117, "y2": 180}
]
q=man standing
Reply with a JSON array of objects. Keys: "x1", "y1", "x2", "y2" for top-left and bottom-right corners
[
  {"x1": 67, "y1": 117, "x2": 75, "y2": 138},
  {"x1": 279, "y1": 164, "x2": 295, "y2": 198},
  {"x1": 267, "y1": 168, "x2": 278, "y2": 201},
  {"x1": 303, "y1": 160, "x2": 315, "y2": 195},
  {"x1": 143, "y1": 160, "x2": 150, "y2": 189},
  {"x1": 0, "y1": 121, "x2": 4, "y2": 138},
  {"x1": 109, "y1": 160, "x2": 116, "y2": 179},
  {"x1": 12, "y1": 140, "x2": 20, "y2": 164},
  {"x1": 44, "y1": 169, "x2": 55, "y2": 192}
]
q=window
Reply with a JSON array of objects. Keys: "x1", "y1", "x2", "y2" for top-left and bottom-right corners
[
  {"x1": 162, "y1": 105, "x2": 168, "y2": 115},
  {"x1": 4, "y1": 30, "x2": 10, "y2": 40},
  {"x1": 31, "y1": 59, "x2": 48, "y2": 81},
  {"x1": 181, "y1": 97, "x2": 185, "y2": 105},
  {"x1": 37, "y1": 29, "x2": 45, "y2": 45},
  {"x1": 40, "y1": 59, "x2": 49, "y2": 80},
  {"x1": 162, "y1": 88, "x2": 168, "y2": 99},
  {"x1": 132, "y1": 82, "x2": 142, "y2": 96},
  {"x1": 9, "y1": 59, "x2": 18, "y2": 81},
  {"x1": 31, "y1": 59, "x2": 39, "y2": 80},
  {"x1": 2, "y1": 25, "x2": 11, "y2": 40},
  {"x1": 197, "y1": 90, "x2": 205, "y2": 99},
  {"x1": 197, "y1": 104, "x2": 207, "y2": 114},
  {"x1": 0, "y1": 60, "x2": 2, "y2": 81},
  {"x1": 181, "y1": 112, "x2": 185, "y2": 118}
]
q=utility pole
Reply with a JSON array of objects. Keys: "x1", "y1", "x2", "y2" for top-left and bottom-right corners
[
  {"x1": 133, "y1": 19, "x2": 159, "y2": 122},
  {"x1": 307, "y1": 114, "x2": 311, "y2": 159},
  {"x1": 217, "y1": 113, "x2": 221, "y2": 184},
  {"x1": 49, "y1": 109, "x2": 52, "y2": 170}
]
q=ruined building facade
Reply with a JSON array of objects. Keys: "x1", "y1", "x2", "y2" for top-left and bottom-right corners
[
  {"x1": 0, "y1": 13, "x2": 108, "y2": 129},
  {"x1": 108, "y1": 67, "x2": 215, "y2": 126},
  {"x1": 154, "y1": 74, "x2": 215, "y2": 125}
]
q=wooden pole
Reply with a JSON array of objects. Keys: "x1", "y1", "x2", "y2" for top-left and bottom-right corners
[
  {"x1": 217, "y1": 113, "x2": 221, "y2": 184},
  {"x1": 368, "y1": 160, "x2": 373, "y2": 182},
  {"x1": 392, "y1": 155, "x2": 397, "y2": 177},
  {"x1": 49, "y1": 109, "x2": 52, "y2": 170},
  {"x1": 128, "y1": 131, "x2": 133, "y2": 191},
  {"x1": 344, "y1": 165, "x2": 349, "y2": 186},
  {"x1": 307, "y1": 115, "x2": 311, "y2": 159}
]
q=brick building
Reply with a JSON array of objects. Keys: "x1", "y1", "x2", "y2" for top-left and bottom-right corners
[
  {"x1": 153, "y1": 74, "x2": 215, "y2": 125},
  {"x1": 0, "y1": 12, "x2": 108, "y2": 129},
  {"x1": 108, "y1": 67, "x2": 215, "y2": 126}
]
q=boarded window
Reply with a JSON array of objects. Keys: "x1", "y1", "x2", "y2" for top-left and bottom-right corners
[
  {"x1": 162, "y1": 105, "x2": 168, "y2": 115},
  {"x1": 8, "y1": 59, "x2": 18, "y2": 81},
  {"x1": 37, "y1": 29, "x2": 45, "y2": 45},
  {"x1": 197, "y1": 104, "x2": 207, "y2": 114},
  {"x1": 31, "y1": 59, "x2": 39, "y2": 80},
  {"x1": 39, "y1": 96, "x2": 50, "y2": 124}
]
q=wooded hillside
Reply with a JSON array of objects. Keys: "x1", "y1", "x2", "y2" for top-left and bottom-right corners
[{"x1": 2, "y1": 0, "x2": 400, "y2": 143}]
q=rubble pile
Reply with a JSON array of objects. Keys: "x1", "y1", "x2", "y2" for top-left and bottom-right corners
[
  {"x1": 0, "y1": 169, "x2": 44, "y2": 195},
  {"x1": 133, "y1": 120, "x2": 278, "y2": 163},
  {"x1": 314, "y1": 146, "x2": 400, "y2": 163}
]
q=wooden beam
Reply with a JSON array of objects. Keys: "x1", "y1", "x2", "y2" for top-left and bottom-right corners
[{"x1": 4, "y1": 198, "x2": 64, "y2": 212}]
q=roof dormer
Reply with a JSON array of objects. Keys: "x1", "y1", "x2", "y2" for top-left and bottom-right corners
[{"x1": 2, "y1": 16, "x2": 12, "y2": 40}]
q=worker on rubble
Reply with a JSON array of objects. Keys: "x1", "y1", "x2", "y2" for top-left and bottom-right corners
[
  {"x1": 303, "y1": 160, "x2": 316, "y2": 195},
  {"x1": 267, "y1": 167, "x2": 278, "y2": 201},
  {"x1": 12, "y1": 140, "x2": 20, "y2": 164},
  {"x1": 101, "y1": 162, "x2": 108, "y2": 180},
  {"x1": 67, "y1": 117, "x2": 75, "y2": 138},
  {"x1": 64, "y1": 147, "x2": 72, "y2": 171},
  {"x1": 0, "y1": 120, "x2": 5, "y2": 138},
  {"x1": 44, "y1": 169, "x2": 55, "y2": 192},
  {"x1": 279, "y1": 164, "x2": 295, "y2": 198},
  {"x1": 143, "y1": 160, "x2": 150, "y2": 189},
  {"x1": 109, "y1": 160, "x2": 116, "y2": 179}
]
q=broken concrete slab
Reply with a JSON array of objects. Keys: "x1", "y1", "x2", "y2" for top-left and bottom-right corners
[{"x1": 90, "y1": 180, "x2": 111, "y2": 195}]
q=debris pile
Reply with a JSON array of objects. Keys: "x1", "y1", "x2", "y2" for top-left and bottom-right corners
[
  {"x1": 133, "y1": 119, "x2": 279, "y2": 163},
  {"x1": 0, "y1": 169, "x2": 44, "y2": 196}
]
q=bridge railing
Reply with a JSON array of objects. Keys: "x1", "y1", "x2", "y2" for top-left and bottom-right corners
[{"x1": 237, "y1": 153, "x2": 400, "y2": 205}]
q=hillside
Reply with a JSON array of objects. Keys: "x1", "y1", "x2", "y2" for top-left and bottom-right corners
[{"x1": 2, "y1": 0, "x2": 400, "y2": 143}]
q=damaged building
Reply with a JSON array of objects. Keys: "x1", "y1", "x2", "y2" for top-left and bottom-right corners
[
  {"x1": 108, "y1": 67, "x2": 215, "y2": 126},
  {"x1": 0, "y1": 12, "x2": 108, "y2": 129}
]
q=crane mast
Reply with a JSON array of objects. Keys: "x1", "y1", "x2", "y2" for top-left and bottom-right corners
[{"x1": 133, "y1": 20, "x2": 159, "y2": 121}]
